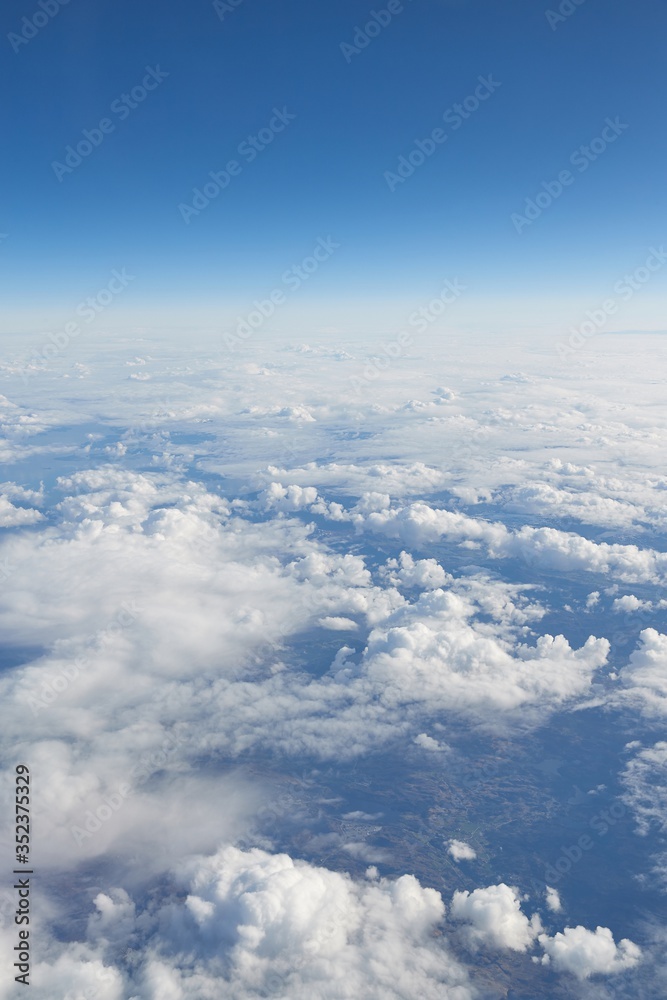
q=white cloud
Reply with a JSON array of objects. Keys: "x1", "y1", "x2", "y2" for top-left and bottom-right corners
[
  {"x1": 318, "y1": 616, "x2": 359, "y2": 631},
  {"x1": 621, "y1": 741, "x2": 667, "y2": 837},
  {"x1": 260, "y1": 481, "x2": 319, "y2": 511},
  {"x1": 501, "y1": 482, "x2": 646, "y2": 531},
  {"x1": 414, "y1": 732, "x2": 446, "y2": 752},
  {"x1": 617, "y1": 629, "x2": 667, "y2": 718},
  {"x1": 450, "y1": 885, "x2": 640, "y2": 981},
  {"x1": 360, "y1": 588, "x2": 609, "y2": 723},
  {"x1": 2, "y1": 332, "x2": 666, "y2": 996},
  {"x1": 263, "y1": 462, "x2": 451, "y2": 498},
  {"x1": 0, "y1": 463, "x2": 614, "y2": 800},
  {"x1": 0, "y1": 494, "x2": 43, "y2": 526},
  {"x1": 538, "y1": 925, "x2": 641, "y2": 978},
  {"x1": 612, "y1": 594, "x2": 650, "y2": 612},
  {"x1": 355, "y1": 501, "x2": 667, "y2": 584},
  {"x1": 447, "y1": 840, "x2": 477, "y2": 862},
  {"x1": 545, "y1": 886, "x2": 562, "y2": 912},
  {"x1": 380, "y1": 551, "x2": 449, "y2": 590},
  {"x1": 41, "y1": 845, "x2": 473, "y2": 1000},
  {"x1": 450, "y1": 883, "x2": 542, "y2": 952}
]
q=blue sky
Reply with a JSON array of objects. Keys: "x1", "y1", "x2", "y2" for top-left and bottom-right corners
[{"x1": 2, "y1": 0, "x2": 666, "y2": 335}]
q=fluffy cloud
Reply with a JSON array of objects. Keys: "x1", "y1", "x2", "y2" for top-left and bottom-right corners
[
  {"x1": 617, "y1": 629, "x2": 667, "y2": 718},
  {"x1": 612, "y1": 594, "x2": 653, "y2": 612},
  {"x1": 501, "y1": 482, "x2": 647, "y2": 531},
  {"x1": 263, "y1": 462, "x2": 451, "y2": 498},
  {"x1": 450, "y1": 883, "x2": 541, "y2": 952},
  {"x1": 1, "y1": 333, "x2": 664, "y2": 997},
  {"x1": 360, "y1": 588, "x2": 609, "y2": 723},
  {"x1": 0, "y1": 494, "x2": 43, "y2": 526},
  {"x1": 167, "y1": 845, "x2": 468, "y2": 999},
  {"x1": 447, "y1": 840, "x2": 476, "y2": 862},
  {"x1": 450, "y1": 884, "x2": 641, "y2": 981},
  {"x1": 318, "y1": 616, "x2": 358, "y2": 631},
  {"x1": 379, "y1": 551, "x2": 449, "y2": 590},
  {"x1": 538, "y1": 925, "x2": 641, "y2": 978},
  {"x1": 15, "y1": 846, "x2": 473, "y2": 1000},
  {"x1": 260, "y1": 481, "x2": 319, "y2": 511},
  {"x1": 545, "y1": 886, "x2": 562, "y2": 913},
  {"x1": 414, "y1": 732, "x2": 446, "y2": 752},
  {"x1": 356, "y1": 502, "x2": 667, "y2": 585},
  {"x1": 8, "y1": 842, "x2": 641, "y2": 998},
  {"x1": 0, "y1": 462, "x2": 615, "y2": 807}
]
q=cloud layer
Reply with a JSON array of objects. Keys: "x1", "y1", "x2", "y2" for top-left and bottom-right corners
[{"x1": 0, "y1": 331, "x2": 664, "y2": 996}]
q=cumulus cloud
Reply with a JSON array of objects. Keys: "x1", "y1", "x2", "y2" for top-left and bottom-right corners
[
  {"x1": 545, "y1": 886, "x2": 562, "y2": 912},
  {"x1": 263, "y1": 462, "x2": 451, "y2": 499},
  {"x1": 360, "y1": 588, "x2": 609, "y2": 724},
  {"x1": 9, "y1": 837, "x2": 640, "y2": 997},
  {"x1": 450, "y1": 883, "x2": 541, "y2": 952},
  {"x1": 318, "y1": 616, "x2": 359, "y2": 631},
  {"x1": 18, "y1": 846, "x2": 473, "y2": 999},
  {"x1": 617, "y1": 629, "x2": 667, "y2": 718},
  {"x1": 414, "y1": 733, "x2": 446, "y2": 752},
  {"x1": 501, "y1": 482, "x2": 646, "y2": 531},
  {"x1": 612, "y1": 594, "x2": 650, "y2": 612},
  {"x1": 0, "y1": 494, "x2": 43, "y2": 526},
  {"x1": 0, "y1": 462, "x2": 615, "y2": 814},
  {"x1": 538, "y1": 925, "x2": 642, "y2": 978},
  {"x1": 1, "y1": 333, "x2": 664, "y2": 997},
  {"x1": 447, "y1": 840, "x2": 476, "y2": 862},
  {"x1": 450, "y1": 885, "x2": 641, "y2": 981},
  {"x1": 354, "y1": 501, "x2": 667, "y2": 584},
  {"x1": 260, "y1": 481, "x2": 319, "y2": 511},
  {"x1": 379, "y1": 551, "x2": 449, "y2": 590}
]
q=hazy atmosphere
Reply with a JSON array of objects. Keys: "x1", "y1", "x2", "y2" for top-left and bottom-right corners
[{"x1": 1, "y1": 2, "x2": 666, "y2": 998}]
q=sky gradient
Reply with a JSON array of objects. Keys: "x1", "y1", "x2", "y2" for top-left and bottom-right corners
[{"x1": 2, "y1": 0, "x2": 666, "y2": 336}]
